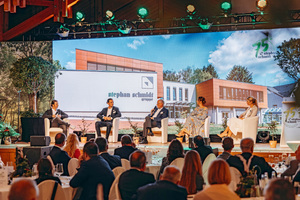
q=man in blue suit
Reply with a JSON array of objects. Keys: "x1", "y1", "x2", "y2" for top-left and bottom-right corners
[
  {"x1": 70, "y1": 141, "x2": 115, "y2": 200},
  {"x1": 95, "y1": 98, "x2": 121, "y2": 140},
  {"x1": 140, "y1": 99, "x2": 169, "y2": 144}
]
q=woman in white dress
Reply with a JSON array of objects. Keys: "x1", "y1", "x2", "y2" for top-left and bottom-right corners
[{"x1": 217, "y1": 96, "x2": 258, "y2": 138}]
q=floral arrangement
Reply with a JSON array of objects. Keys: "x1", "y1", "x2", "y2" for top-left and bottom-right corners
[
  {"x1": 12, "y1": 147, "x2": 32, "y2": 177},
  {"x1": 0, "y1": 114, "x2": 20, "y2": 140},
  {"x1": 267, "y1": 121, "x2": 279, "y2": 141},
  {"x1": 71, "y1": 118, "x2": 92, "y2": 135},
  {"x1": 127, "y1": 117, "x2": 142, "y2": 135},
  {"x1": 235, "y1": 167, "x2": 260, "y2": 197}
]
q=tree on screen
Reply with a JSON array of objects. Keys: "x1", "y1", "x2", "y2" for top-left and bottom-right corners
[
  {"x1": 203, "y1": 64, "x2": 219, "y2": 78},
  {"x1": 163, "y1": 70, "x2": 180, "y2": 82},
  {"x1": 274, "y1": 38, "x2": 300, "y2": 81},
  {"x1": 190, "y1": 69, "x2": 213, "y2": 84},
  {"x1": 226, "y1": 65, "x2": 254, "y2": 84},
  {"x1": 9, "y1": 56, "x2": 59, "y2": 113},
  {"x1": 179, "y1": 67, "x2": 193, "y2": 83}
]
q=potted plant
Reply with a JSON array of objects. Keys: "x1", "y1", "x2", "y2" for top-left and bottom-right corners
[
  {"x1": 174, "y1": 120, "x2": 184, "y2": 143},
  {"x1": 267, "y1": 121, "x2": 279, "y2": 148},
  {"x1": 72, "y1": 118, "x2": 92, "y2": 143},
  {"x1": 0, "y1": 114, "x2": 20, "y2": 145},
  {"x1": 127, "y1": 117, "x2": 142, "y2": 144}
]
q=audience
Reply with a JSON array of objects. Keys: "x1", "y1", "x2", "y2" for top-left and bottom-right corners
[
  {"x1": 227, "y1": 137, "x2": 274, "y2": 178},
  {"x1": 136, "y1": 166, "x2": 187, "y2": 200},
  {"x1": 118, "y1": 150, "x2": 155, "y2": 200},
  {"x1": 217, "y1": 137, "x2": 234, "y2": 160},
  {"x1": 289, "y1": 145, "x2": 300, "y2": 182},
  {"x1": 114, "y1": 135, "x2": 137, "y2": 160},
  {"x1": 48, "y1": 133, "x2": 71, "y2": 176},
  {"x1": 70, "y1": 141, "x2": 115, "y2": 200},
  {"x1": 159, "y1": 139, "x2": 184, "y2": 174},
  {"x1": 35, "y1": 158, "x2": 62, "y2": 185},
  {"x1": 193, "y1": 135, "x2": 213, "y2": 163},
  {"x1": 8, "y1": 178, "x2": 39, "y2": 200},
  {"x1": 193, "y1": 159, "x2": 239, "y2": 200},
  {"x1": 264, "y1": 178, "x2": 295, "y2": 200},
  {"x1": 95, "y1": 137, "x2": 122, "y2": 170},
  {"x1": 63, "y1": 133, "x2": 81, "y2": 159},
  {"x1": 179, "y1": 150, "x2": 204, "y2": 194}
]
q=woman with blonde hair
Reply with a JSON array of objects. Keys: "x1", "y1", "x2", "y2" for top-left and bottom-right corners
[
  {"x1": 218, "y1": 96, "x2": 258, "y2": 138},
  {"x1": 193, "y1": 159, "x2": 239, "y2": 200},
  {"x1": 179, "y1": 150, "x2": 204, "y2": 194},
  {"x1": 63, "y1": 133, "x2": 81, "y2": 159}
]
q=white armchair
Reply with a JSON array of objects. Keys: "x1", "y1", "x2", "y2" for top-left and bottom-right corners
[
  {"x1": 204, "y1": 116, "x2": 211, "y2": 138},
  {"x1": 232, "y1": 116, "x2": 259, "y2": 144},
  {"x1": 94, "y1": 118, "x2": 120, "y2": 143},
  {"x1": 148, "y1": 118, "x2": 168, "y2": 144},
  {"x1": 44, "y1": 118, "x2": 69, "y2": 143}
]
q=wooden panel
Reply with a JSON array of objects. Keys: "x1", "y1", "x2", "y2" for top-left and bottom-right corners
[{"x1": 0, "y1": 148, "x2": 16, "y2": 168}]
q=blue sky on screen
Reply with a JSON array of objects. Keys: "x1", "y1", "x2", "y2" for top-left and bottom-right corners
[{"x1": 53, "y1": 27, "x2": 300, "y2": 87}]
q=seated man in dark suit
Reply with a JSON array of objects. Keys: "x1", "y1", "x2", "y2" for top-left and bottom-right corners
[
  {"x1": 70, "y1": 141, "x2": 115, "y2": 200},
  {"x1": 140, "y1": 99, "x2": 169, "y2": 144},
  {"x1": 118, "y1": 150, "x2": 155, "y2": 200},
  {"x1": 136, "y1": 165, "x2": 187, "y2": 200},
  {"x1": 48, "y1": 133, "x2": 71, "y2": 176},
  {"x1": 227, "y1": 137, "x2": 275, "y2": 178},
  {"x1": 95, "y1": 137, "x2": 121, "y2": 170},
  {"x1": 42, "y1": 100, "x2": 69, "y2": 135},
  {"x1": 114, "y1": 135, "x2": 137, "y2": 160},
  {"x1": 95, "y1": 98, "x2": 121, "y2": 140},
  {"x1": 217, "y1": 137, "x2": 234, "y2": 160},
  {"x1": 193, "y1": 135, "x2": 213, "y2": 163}
]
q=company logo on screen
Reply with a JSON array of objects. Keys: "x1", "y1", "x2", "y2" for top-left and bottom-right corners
[{"x1": 142, "y1": 76, "x2": 154, "y2": 89}]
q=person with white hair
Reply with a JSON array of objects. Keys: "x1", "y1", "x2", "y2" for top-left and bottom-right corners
[
  {"x1": 136, "y1": 165, "x2": 188, "y2": 200},
  {"x1": 8, "y1": 178, "x2": 39, "y2": 200}
]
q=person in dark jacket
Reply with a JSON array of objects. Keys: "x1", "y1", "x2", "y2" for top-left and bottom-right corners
[
  {"x1": 114, "y1": 135, "x2": 137, "y2": 160},
  {"x1": 193, "y1": 135, "x2": 213, "y2": 163},
  {"x1": 217, "y1": 137, "x2": 234, "y2": 160},
  {"x1": 70, "y1": 141, "x2": 115, "y2": 200},
  {"x1": 35, "y1": 158, "x2": 61, "y2": 185}
]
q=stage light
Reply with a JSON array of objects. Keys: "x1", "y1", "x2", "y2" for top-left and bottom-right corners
[
  {"x1": 257, "y1": 0, "x2": 267, "y2": 15},
  {"x1": 221, "y1": 1, "x2": 232, "y2": 11},
  {"x1": 187, "y1": 4, "x2": 196, "y2": 15},
  {"x1": 57, "y1": 25, "x2": 70, "y2": 37},
  {"x1": 198, "y1": 19, "x2": 212, "y2": 30},
  {"x1": 75, "y1": 11, "x2": 85, "y2": 21},
  {"x1": 118, "y1": 21, "x2": 132, "y2": 34},
  {"x1": 137, "y1": 7, "x2": 148, "y2": 18},
  {"x1": 106, "y1": 10, "x2": 115, "y2": 20}
]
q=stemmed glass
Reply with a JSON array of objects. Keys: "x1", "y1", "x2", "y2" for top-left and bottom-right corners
[{"x1": 55, "y1": 163, "x2": 64, "y2": 177}]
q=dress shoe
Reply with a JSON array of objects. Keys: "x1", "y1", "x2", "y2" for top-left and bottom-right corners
[
  {"x1": 140, "y1": 139, "x2": 148, "y2": 144},
  {"x1": 147, "y1": 131, "x2": 154, "y2": 136}
]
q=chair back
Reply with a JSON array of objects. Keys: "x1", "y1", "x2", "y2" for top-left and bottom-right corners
[
  {"x1": 108, "y1": 174, "x2": 122, "y2": 200},
  {"x1": 44, "y1": 118, "x2": 51, "y2": 136},
  {"x1": 68, "y1": 158, "x2": 79, "y2": 177},
  {"x1": 121, "y1": 159, "x2": 130, "y2": 170},
  {"x1": 170, "y1": 157, "x2": 185, "y2": 172},
  {"x1": 47, "y1": 155, "x2": 55, "y2": 174},
  {"x1": 204, "y1": 116, "x2": 211, "y2": 138},
  {"x1": 37, "y1": 180, "x2": 66, "y2": 200},
  {"x1": 228, "y1": 167, "x2": 241, "y2": 191},
  {"x1": 202, "y1": 153, "x2": 217, "y2": 185},
  {"x1": 112, "y1": 166, "x2": 125, "y2": 177},
  {"x1": 97, "y1": 184, "x2": 104, "y2": 200}
]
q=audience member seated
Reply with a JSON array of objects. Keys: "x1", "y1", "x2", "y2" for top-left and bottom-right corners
[
  {"x1": 217, "y1": 137, "x2": 234, "y2": 160},
  {"x1": 193, "y1": 159, "x2": 240, "y2": 200},
  {"x1": 95, "y1": 137, "x2": 122, "y2": 170},
  {"x1": 8, "y1": 178, "x2": 39, "y2": 200},
  {"x1": 49, "y1": 133, "x2": 71, "y2": 176},
  {"x1": 291, "y1": 145, "x2": 300, "y2": 182},
  {"x1": 35, "y1": 158, "x2": 62, "y2": 185},
  {"x1": 63, "y1": 133, "x2": 81, "y2": 159},
  {"x1": 227, "y1": 137, "x2": 274, "y2": 178},
  {"x1": 42, "y1": 99, "x2": 69, "y2": 135},
  {"x1": 70, "y1": 141, "x2": 115, "y2": 200},
  {"x1": 193, "y1": 135, "x2": 213, "y2": 163},
  {"x1": 159, "y1": 139, "x2": 184, "y2": 175},
  {"x1": 282, "y1": 159, "x2": 300, "y2": 178},
  {"x1": 179, "y1": 150, "x2": 204, "y2": 194},
  {"x1": 136, "y1": 166, "x2": 188, "y2": 200},
  {"x1": 118, "y1": 150, "x2": 155, "y2": 200},
  {"x1": 114, "y1": 135, "x2": 137, "y2": 160},
  {"x1": 264, "y1": 178, "x2": 295, "y2": 200}
]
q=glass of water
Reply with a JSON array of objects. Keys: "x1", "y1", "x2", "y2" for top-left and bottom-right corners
[{"x1": 55, "y1": 163, "x2": 64, "y2": 177}]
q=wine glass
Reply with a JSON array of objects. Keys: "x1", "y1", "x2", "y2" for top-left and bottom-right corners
[
  {"x1": 55, "y1": 163, "x2": 64, "y2": 177},
  {"x1": 32, "y1": 163, "x2": 38, "y2": 178}
]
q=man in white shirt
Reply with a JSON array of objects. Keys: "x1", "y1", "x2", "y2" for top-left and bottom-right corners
[
  {"x1": 140, "y1": 99, "x2": 169, "y2": 144},
  {"x1": 95, "y1": 98, "x2": 121, "y2": 140}
]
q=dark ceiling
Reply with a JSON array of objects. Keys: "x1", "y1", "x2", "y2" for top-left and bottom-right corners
[{"x1": 1, "y1": 0, "x2": 300, "y2": 41}]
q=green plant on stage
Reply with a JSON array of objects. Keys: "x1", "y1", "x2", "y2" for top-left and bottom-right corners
[
  {"x1": 75, "y1": 118, "x2": 92, "y2": 136},
  {"x1": 174, "y1": 120, "x2": 184, "y2": 134},
  {"x1": 12, "y1": 147, "x2": 32, "y2": 177},
  {"x1": 127, "y1": 117, "x2": 142, "y2": 136},
  {"x1": 267, "y1": 121, "x2": 279, "y2": 141},
  {"x1": 20, "y1": 109, "x2": 41, "y2": 118},
  {"x1": 222, "y1": 116, "x2": 228, "y2": 130},
  {"x1": 0, "y1": 114, "x2": 20, "y2": 140}
]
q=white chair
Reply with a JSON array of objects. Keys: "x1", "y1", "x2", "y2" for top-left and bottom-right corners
[
  {"x1": 109, "y1": 174, "x2": 122, "y2": 200},
  {"x1": 38, "y1": 180, "x2": 66, "y2": 200},
  {"x1": 68, "y1": 158, "x2": 79, "y2": 177},
  {"x1": 47, "y1": 155, "x2": 55, "y2": 174},
  {"x1": 170, "y1": 157, "x2": 185, "y2": 172},
  {"x1": 94, "y1": 118, "x2": 120, "y2": 143},
  {"x1": 112, "y1": 166, "x2": 125, "y2": 177},
  {"x1": 121, "y1": 159, "x2": 130, "y2": 171},
  {"x1": 204, "y1": 116, "x2": 211, "y2": 138},
  {"x1": 228, "y1": 167, "x2": 241, "y2": 191},
  {"x1": 44, "y1": 118, "x2": 69, "y2": 143},
  {"x1": 202, "y1": 153, "x2": 217, "y2": 185},
  {"x1": 97, "y1": 184, "x2": 104, "y2": 200},
  {"x1": 148, "y1": 118, "x2": 168, "y2": 144},
  {"x1": 232, "y1": 116, "x2": 259, "y2": 144}
]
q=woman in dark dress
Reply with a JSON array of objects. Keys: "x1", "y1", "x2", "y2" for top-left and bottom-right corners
[{"x1": 35, "y1": 158, "x2": 61, "y2": 185}]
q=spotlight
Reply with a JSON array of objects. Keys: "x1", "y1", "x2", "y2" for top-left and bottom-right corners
[
  {"x1": 57, "y1": 25, "x2": 69, "y2": 37},
  {"x1": 186, "y1": 4, "x2": 196, "y2": 15},
  {"x1": 118, "y1": 21, "x2": 132, "y2": 34},
  {"x1": 75, "y1": 11, "x2": 85, "y2": 21},
  {"x1": 256, "y1": 0, "x2": 267, "y2": 15},
  {"x1": 221, "y1": 1, "x2": 232, "y2": 12},
  {"x1": 198, "y1": 18, "x2": 212, "y2": 30},
  {"x1": 137, "y1": 7, "x2": 148, "y2": 19},
  {"x1": 106, "y1": 10, "x2": 115, "y2": 20}
]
